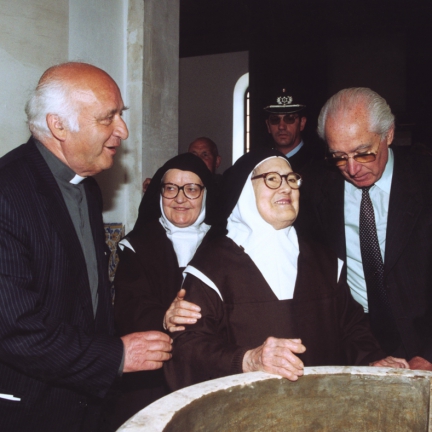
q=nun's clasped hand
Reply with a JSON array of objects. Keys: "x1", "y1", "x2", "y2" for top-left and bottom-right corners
[
  {"x1": 242, "y1": 337, "x2": 306, "y2": 381},
  {"x1": 370, "y1": 356, "x2": 409, "y2": 369},
  {"x1": 164, "y1": 288, "x2": 202, "y2": 332}
]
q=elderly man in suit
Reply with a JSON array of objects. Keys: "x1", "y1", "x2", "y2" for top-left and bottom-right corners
[
  {"x1": 296, "y1": 87, "x2": 432, "y2": 371},
  {"x1": 0, "y1": 62, "x2": 172, "y2": 431}
]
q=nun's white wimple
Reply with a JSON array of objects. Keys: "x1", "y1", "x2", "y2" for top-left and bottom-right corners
[
  {"x1": 159, "y1": 190, "x2": 210, "y2": 267},
  {"x1": 226, "y1": 156, "x2": 299, "y2": 300}
]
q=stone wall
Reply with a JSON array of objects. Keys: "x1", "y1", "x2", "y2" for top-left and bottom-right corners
[{"x1": 0, "y1": 0, "x2": 68, "y2": 154}]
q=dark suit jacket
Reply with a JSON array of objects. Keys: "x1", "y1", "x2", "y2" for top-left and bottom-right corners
[
  {"x1": 0, "y1": 138, "x2": 124, "y2": 431},
  {"x1": 296, "y1": 146, "x2": 432, "y2": 362},
  {"x1": 288, "y1": 140, "x2": 324, "y2": 174}
]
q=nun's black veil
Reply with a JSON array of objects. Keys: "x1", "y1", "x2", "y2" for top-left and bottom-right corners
[
  {"x1": 207, "y1": 147, "x2": 289, "y2": 236},
  {"x1": 132, "y1": 153, "x2": 213, "y2": 235}
]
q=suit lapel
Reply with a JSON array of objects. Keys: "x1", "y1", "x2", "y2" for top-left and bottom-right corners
[
  {"x1": 25, "y1": 139, "x2": 95, "y2": 325},
  {"x1": 384, "y1": 150, "x2": 422, "y2": 277}
]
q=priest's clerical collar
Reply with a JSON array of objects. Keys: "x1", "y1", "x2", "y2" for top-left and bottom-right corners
[
  {"x1": 69, "y1": 174, "x2": 86, "y2": 184},
  {"x1": 35, "y1": 140, "x2": 87, "y2": 184}
]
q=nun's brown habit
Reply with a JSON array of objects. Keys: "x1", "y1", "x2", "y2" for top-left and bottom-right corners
[
  {"x1": 111, "y1": 153, "x2": 213, "y2": 428},
  {"x1": 165, "y1": 148, "x2": 384, "y2": 391}
]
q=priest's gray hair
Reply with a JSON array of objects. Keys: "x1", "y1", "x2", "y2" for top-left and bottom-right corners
[
  {"x1": 317, "y1": 87, "x2": 395, "y2": 141},
  {"x1": 25, "y1": 75, "x2": 80, "y2": 140}
]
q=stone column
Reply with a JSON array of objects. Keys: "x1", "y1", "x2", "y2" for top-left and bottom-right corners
[
  {"x1": 124, "y1": 0, "x2": 179, "y2": 232},
  {"x1": 142, "y1": 0, "x2": 179, "y2": 183}
]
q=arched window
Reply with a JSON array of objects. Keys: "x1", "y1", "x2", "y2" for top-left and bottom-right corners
[
  {"x1": 232, "y1": 72, "x2": 249, "y2": 164},
  {"x1": 244, "y1": 90, "x2": 250, "y2": 153}
]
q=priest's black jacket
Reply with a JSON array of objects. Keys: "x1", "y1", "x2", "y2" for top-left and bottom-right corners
[
  {"x1": 165, "y1": 234, "x2": 385, "y2": 391},
  {"x1": 0, "y1": 138, "x2": 124, "y2": 432}
]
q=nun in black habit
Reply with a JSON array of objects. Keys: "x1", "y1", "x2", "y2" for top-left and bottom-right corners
[
  {"x1": 111, "y1": 153, "x2": 213, "y2": 427},
  {"x1": 165, "y1": 148, "x2": 408, "y2": 392}
]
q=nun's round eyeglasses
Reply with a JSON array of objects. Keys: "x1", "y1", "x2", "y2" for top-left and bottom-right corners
[
  {"x1": 161, "y1": 183, "x2": 204, "y2": 199},
  {"x1": 251, "y1": 172, "x2": 303, "y2": 189}
]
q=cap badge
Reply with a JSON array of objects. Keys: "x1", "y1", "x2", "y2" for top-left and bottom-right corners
[{"x1": 277, "y1": 95, "x2": 293, "y2": 105}]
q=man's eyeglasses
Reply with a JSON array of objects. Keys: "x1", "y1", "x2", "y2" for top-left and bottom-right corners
[
  {"x1": 327, "y1": 140, "x2": 382, "y2": 167},
  {"x1": 268, "y1": 114, "x2": 299, "y2": 126},
  {"x1": 161, "y1": 183, "x2": 204, "y2": 200},
  {"x1": 251, "y1": 172, "x2": 302, "y2": 189}
]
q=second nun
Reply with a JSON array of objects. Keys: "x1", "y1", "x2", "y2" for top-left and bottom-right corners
[{"x1": 113, "y1": 153, "x2": 213, "y2": 425}]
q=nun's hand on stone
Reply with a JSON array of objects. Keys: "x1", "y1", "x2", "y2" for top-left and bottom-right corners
[
  {"x1": 164, "y1": 288, "x2": 202, "y2": 333},
  {"x1": 370, "y1": 356, "x2": 409, "y2": 369},
  {"x1": 242, "y1": 337, "x2": 306, "y2": 381}
]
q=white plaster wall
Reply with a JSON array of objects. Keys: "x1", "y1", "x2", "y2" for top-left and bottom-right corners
[
  {"x1": 69, "y1": 1, "x2": 125, "y2": 89},
  {"x1": 179, "y1": 51, "x2": 249, "y2": 173},
  {"x1": 0, "y1": 0, "x2": 68, "y2": 154}
]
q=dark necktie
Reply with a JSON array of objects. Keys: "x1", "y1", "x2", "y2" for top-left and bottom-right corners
[{"x1": 359, "y1": 185, "x2": 400, "y2": 353}]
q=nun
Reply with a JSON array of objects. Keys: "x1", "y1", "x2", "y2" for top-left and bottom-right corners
[
  {"x1": 165, "y1": 148, "x2": 408, "y2": 391},
  {"x1": 111, "y1": 153, "x2": 212, "y2": 426}
]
